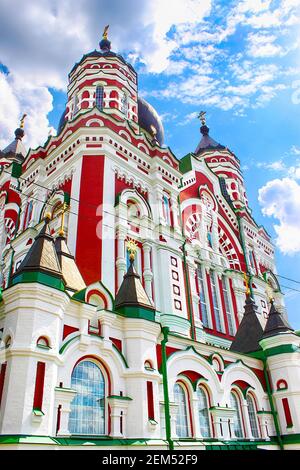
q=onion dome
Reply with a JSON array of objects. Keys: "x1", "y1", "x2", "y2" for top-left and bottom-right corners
[
  {"x1": 1, "y1": 114, "x2": 27, "y2": 163},
  {"x1": 194, "y1": 111, "x2": 225, "y2": 155},
  {"x1": 11, "y1": 215, "x2": 65, "y2": 291},
  {"x1": 262, "y1": 300, "x2": 294, "y2": 339},
  {"x1": 138, "y1": 97, "x2": 164, "y2": 146},
  {"x1": 99, "y1": 25, "x2": 111, "y2": 52},
  {"x1": 57, "y1": 109, "x2": 67, "y2": 135},
  {"x1": 230, "y1": 297, "x2": 264, "y2": 353}
]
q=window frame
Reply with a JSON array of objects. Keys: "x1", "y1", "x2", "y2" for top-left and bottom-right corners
[
  {"x1": 230, "y1": 390, "x2": 245, "y2": 439},
  {"x1": 246, "y1": 393, "x2": 261, "y2": 439},
  {"x1": 197, "y1": 385, "x2": 212, "y2": 438},
  {"x1": 173, "y1": 381, "x2": 191, "y2": 439},
  {"x1": 69, "y1": 359, "x2": 107, "y2": 436}
]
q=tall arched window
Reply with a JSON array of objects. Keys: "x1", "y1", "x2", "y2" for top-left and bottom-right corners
[
  {"x1": 69, "y1": 360, "x2": 105, "y2": 435},
  {"x1": 230, "y1": 391, "x2": 243, "y2": 438},
  {"x1": 197, "y1": 265, "x2": 209, "y2": 327},
  {"x1": 96, "y1": 86, "x2": 104, "y2": 110},
  {"x1": 174, "y1": 383, "x2": 189, "y2": 438},
  {"x1": 246, "y1": 395, "x2": 260, "y2": 438},
  {"x1": 197, "y1": 387, "x2": 211, "y2": 437}
]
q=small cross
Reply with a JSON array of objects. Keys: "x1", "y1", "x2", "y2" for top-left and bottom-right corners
[{"x1": 198, "y1": 111, "x2": 206, "y2": 126}]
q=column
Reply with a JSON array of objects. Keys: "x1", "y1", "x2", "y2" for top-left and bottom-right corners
[
  {"x1": 143, "y1": 242, "x2": 153, "y2": 301},
  {"x1": 107, "y1": 396, "x2": 131, "y2": 438},
  {"x1": 170, "y1": 195, "x2": 181, "y2": 235},
  {"x1": 210, "y1": 407, "x2": 236, "y2": 440},
  {"x1": 169, "y1": 401, "x2": 179, "y2": 438},
  {"x1": 54, "y1": 387, "x2": 77, "y2": 437},
  {"x1": 116, "y1": 228, "x2": 127, "y2": 290}
]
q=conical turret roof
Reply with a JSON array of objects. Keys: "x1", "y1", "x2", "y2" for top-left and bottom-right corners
[
  {"x1": 263, "y1": 301, "x2": 294, "y2": 339},
  {"x1": 11, "y1": 217, "x2": 65, "y2": 290},
  {"x1": 115, "y1": 260, "x2": 154, "y2": 311},
  {"x1": 55, "y1": 235, "x2": 86, "y2": 292},
  {"x1": 230, "y1": 297, "x2": 264, "y2": 353}
]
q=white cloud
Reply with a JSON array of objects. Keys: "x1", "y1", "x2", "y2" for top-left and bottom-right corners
[
  {"x1": 0, "y1": 72, "x2": 55, "y2": 150},
  {"x1": 259, "y1": 177, "x2": 300, "y2": 254},
  {"x1": 247, "y1": 32, "x2": 284, "y2": 57}
]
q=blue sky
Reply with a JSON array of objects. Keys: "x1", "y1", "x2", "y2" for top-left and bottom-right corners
[{"x1": 1, "y1": 0, "x2": 300, "y2": 327}]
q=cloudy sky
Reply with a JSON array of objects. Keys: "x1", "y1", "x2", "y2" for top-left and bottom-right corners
[{"x1": 1, "y1": 0, "x2": 300, "y2": 327}]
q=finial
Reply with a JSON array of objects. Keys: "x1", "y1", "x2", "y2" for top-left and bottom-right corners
[
  {"x1": 58, "y1": 202, "x2": 69, "y2": 237},
  {"x1": 45, "y1": 212, "x2": 52, "y2": 221},
  {"x1": 243, "y1": 272, "x2": 251, "y2": 297},
  {"x1": 198, "y1": 111, "x2": 206, "y2": 126},
  {"x1": 103, "y1": 24, "x2": 109, "y2": 40},
  {"x1": 20, "y1": 113, "x2": 27, "y2": 129},
  {"x1": 99, "y1": 24, "x2": 111, "y2": 52},
  {"x1": 126, "y1": 239, "x2": 138, "y2": 263}
]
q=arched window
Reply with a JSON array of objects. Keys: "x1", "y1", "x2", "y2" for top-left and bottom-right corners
[
  {"x1": 37, "y1": 336, "x2": 50, "y2": 348},
  {"x1": 209, "y1": 271, "x2": 222, "y2": 332},
  {"x1": 221, "y1": 276, "x2": 235, "y2": 336},
  {"x1": 69, "y1": 360, "x2": 105, "y2": 435},
  {"x1": 174, "y1": 383, "x2": 189, "y2": 438},
  {"x1": 230, "y1": 391, "x2": 244, "y2": 438},
  {"x1": 121, "y1": 92, "x2": 128, "y2": 116},
  {"x1": 246, "y1": 395, "x2": 260, "y2": 438},
  {"x1": 96, "y1": 86, "x2": 104, "y2": 110},
  {"x1": 4, "y1": 336, "x2": 11, "y2": 349},
  {"x1": 197, "y1": 265, "x2": 209, "y2": 327},
  {"x1": 197, "y1": 387, "x2": 211, "y2": 438}
]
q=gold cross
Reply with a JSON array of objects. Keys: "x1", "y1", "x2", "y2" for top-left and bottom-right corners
[
  {"x1": 243, "y1": 272, "x2": 251, "y2": 296},
  {"x1": 126, "y1": 239, "x2": 138, "y2": 262},
  {"x1": 59, "y1": 203, "x2": 69, "y2": 236},
  {"x1": 103, "y1": 25, "x2": 109, "y2": 40}
]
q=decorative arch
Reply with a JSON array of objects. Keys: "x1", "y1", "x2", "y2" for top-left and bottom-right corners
[
  {"x1": 137, "y1": 143, "x2": 149, "y2": 155},
  {"x1": 40, "y1": 190, "x2": 64, "y2": 221},
  {"x1": 119, "y1": 130, "x2": 132, "y2": 142},
  {"x1": 85, "y1": 281, "x2": 114, "y2": 310},
  {"x1": 167, "y1": 347, "x2": 222, "y2": 404},
  {"x1": 85, "y1": 118, "x2": 105, "y2": 127},
  {"x1": 218, "y1": 224, "x2": 241, "y2": 270},
  {"x1": 221, "y1": 362, "x2": 268, "y2": 410},
  {"x1": 118, "y1": 188, "x2": 152, "y2": 220}
]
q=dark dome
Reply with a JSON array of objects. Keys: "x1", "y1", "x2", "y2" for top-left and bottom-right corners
[
  {"x1": 138, "y1": 97, "x2": 164, "y2": 146},
  {"x1": 57, "y1": 109, "x2": 67, "y2": 135}
]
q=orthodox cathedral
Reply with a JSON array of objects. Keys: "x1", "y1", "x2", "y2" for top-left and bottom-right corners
[{"x1": 0, "y1": 27, "x2": 300, "y2": 451}]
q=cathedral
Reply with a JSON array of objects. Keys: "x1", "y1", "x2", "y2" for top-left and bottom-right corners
[{"x1": 0, "y1": 27, "x2": 299, "y2": 451}]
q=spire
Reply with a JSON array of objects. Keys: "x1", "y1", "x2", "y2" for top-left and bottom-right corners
[
  {"x1": 262, "y1": 300, "x2": 294, "y2": 339},
  {"x1": 1, "y1": 114, "x2": 27, "y2": 163},
  {"x1": 55, "y1": 234, "x2": 86, "y2": 293},
  {"x1": 230, "y1": 297, "x2": 264, "y2": 353},
  {"x1": 115, "y1": 240, "x2": 155, "y2": 320},
  {"x1": 11, "y1": 215, "x2": 65, "y2": 290},
  {"x1": 194, "y1": 111, "x2": 224, "y2": 155},
  {"x1": 99, "y1": 24, "x2": 111, "y2": 52}
]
